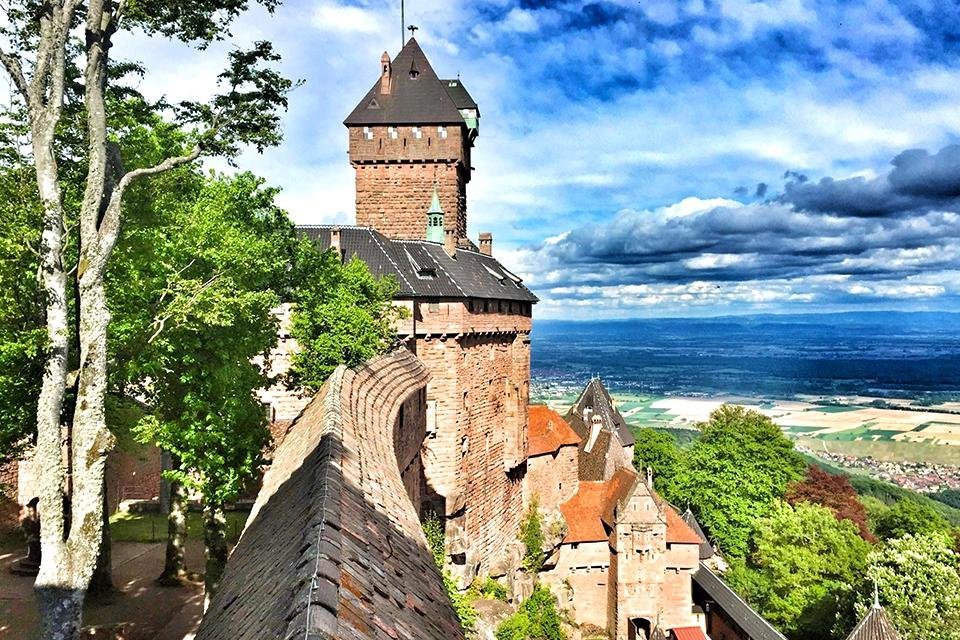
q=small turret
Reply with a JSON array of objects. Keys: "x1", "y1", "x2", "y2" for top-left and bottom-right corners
[
  {"x1": 426, "y1": 187, "x2": 444, "y2": 243},
  {"x1": 380, "y1": 51, "x2": 392, "y2": 94}
]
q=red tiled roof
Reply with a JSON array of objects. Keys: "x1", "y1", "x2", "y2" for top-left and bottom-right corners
[
  {"x1": 672, "y1": 626, "x2": 709, "y2": 640},
  {"x1": 559, "y1": 482, "x2": 609, "y2": 543},
  {"x1": 601, "y1": 468, "x2": 639, "y2": 527},
  {"x1": 528, "y1": 405, "x2": 581, "y2": 457},
  {"x1": 665, "y1": 504, "x2": 704, "y2": 545}
]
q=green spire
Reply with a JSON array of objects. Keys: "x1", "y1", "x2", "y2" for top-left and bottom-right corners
[{"x1": 426, "y1": 187, "x2": 444, "y2": 243}]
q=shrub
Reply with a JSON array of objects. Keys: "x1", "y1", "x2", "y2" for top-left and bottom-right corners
[
  {"x1": 495, "y1": 585, "x2": 565, "y2": 640},
  {"x1": 421, "y1": 509, "x2": 477, "y2": 631},
  {"x1": 521, "y1": 499, "x2": 545, "y2": 573}
]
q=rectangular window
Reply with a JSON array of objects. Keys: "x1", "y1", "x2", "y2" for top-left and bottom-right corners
[
  {"x1": 437, "y1": 126, "x2": 447, "y2": 139},
  {"x1": 388, "y1": 126, "x2": 398, "y2": 139},
  {"x1": 412, "y1": 126, "x2": 423, "y2": 139},
  {"x1": 362, "y1": 126, "x2": 374, "y2": 140}
]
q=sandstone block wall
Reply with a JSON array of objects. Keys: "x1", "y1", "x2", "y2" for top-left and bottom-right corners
[
  {"x1": 415, "y1": 328, "x2": 530, "y2": 585},
  {"x1": 541, "y1": 540, "x2": 611, "y2": 629},
  {"x1": 196, "y1": 349, "x2": 463, "y2": 640},
  {"x1": 526, "y1": 445, "x2": 579, "y2": 513},
  {"x1": 353, "y1": 162, "x2": 467, "y2": 240}
]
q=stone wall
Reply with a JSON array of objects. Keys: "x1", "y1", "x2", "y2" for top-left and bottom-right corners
[
  {"x1": 196, "y1": 349, "x2": 463, "y2": 640},
  {"x1": 349, "y1": 125, "x2": 470, "y2": 240},
  {"x1": 526, "y1": 445, "x2": 579, "y2": 514},
  {"x1": 415, "y1": 329, "x2": 530, "y2": 586},
  {"x1": 540, "y1": 541, "x2": 611, "y2": 629}
]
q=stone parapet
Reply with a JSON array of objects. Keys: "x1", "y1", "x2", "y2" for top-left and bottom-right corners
[{"x1": 196, "y1": 349, "x2": 463, "y2": 640}]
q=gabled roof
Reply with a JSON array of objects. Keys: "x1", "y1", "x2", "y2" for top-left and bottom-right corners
[
  {"x1": 682, "y1": 508, "x2": 717, "y2": 560},
  {"x1": 845, "y1": 603, "x2": 901, "y2": 640},
  {"x1": 559, "y1": 481, "x2": 610, "y2": 543},
  {"x1": 344, "y1": 39, "x2": 469, "y2": 126},
  {"x1": 664, "y1": 505, "x2": 704, "y2": 546},
  {"x1": 529, "y1": 405, "x2": 581, "y2": 457},
  {"x1": 441, "y1": 78, "x2": 478, "y2": 112},
  {"x1": 693, "y1": 562, "x2": 787, "y2": 640},
  {"x1": 672, "y1": 627, "x2": 709, "y2": 640},
  {"x1": 297, "y1": 226, "x2": 538, "y2": 303},
  {"x1": 565, "y1": 378, "x2": 635, "y2": 480}
]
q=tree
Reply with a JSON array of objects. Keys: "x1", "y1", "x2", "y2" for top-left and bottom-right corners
[
  {"x1": 671, "y1": 405, "x2": 805, "y2": 556},
  {"x1": 855, "y1": 533, "x2": 960, "y2": 640},
  {"x1": 1, "y1": 2, "x2": 293, "y2": 634},
  {"x1": 786, "y1": 465, "x2": 874, "y2": 541},
  {"x1": 727, "y1": 501, "x2": 871, "y2": 640},
  {"x1": 131, "y1": 172, "x2": 295, "y2": 600},
  {"x1": 288, "y1": 246, "x2": 402, "y2": 391},
  {"x1": 521, "y1": 498, "x2": 546, "y2": 573},
  {"x1": 873, "y1": 499, "x2": 952, "y2": 541},
  {"x1": 632, "y1": 428, "x2": 683, "y2": 499}
]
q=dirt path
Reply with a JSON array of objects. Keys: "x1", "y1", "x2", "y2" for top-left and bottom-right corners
[{"x1": 1, "y1": 539, "x2": 206, "y2": 639}]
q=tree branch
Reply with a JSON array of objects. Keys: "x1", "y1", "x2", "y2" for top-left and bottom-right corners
[{"x1": 0, "y1": 47, "x2": 29, "y2": 103}]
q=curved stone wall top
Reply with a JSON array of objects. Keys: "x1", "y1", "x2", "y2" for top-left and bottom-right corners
[{"x1": 195, "y1": 348, "x2": 463, "y2": 640}]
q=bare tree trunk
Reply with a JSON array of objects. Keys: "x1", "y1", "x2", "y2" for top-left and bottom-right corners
[
  {"x1": 203, "y1": 501, "x2": 228, "y2": 608},
  {"x1": 158, "y1": 478, "x2": 188, "y2": 586},
  {"x1": 87, "y1": 485, "x2": 114, "y2": 597}
]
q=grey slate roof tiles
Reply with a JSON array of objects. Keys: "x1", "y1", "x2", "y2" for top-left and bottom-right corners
[
  {"x1": 845, "y1": 604, "x2": 902, "y2": 640},
  {"x1": 298, "y1": 225, "x2": 538, "y2": 303},
  {"x1": 344, "y1": 38, "x2": 469, "y2": 126},
  {"x1": 693, "y1": 562, "x2": 787, "y2": 640},
  {"x1": 565, "y1": 378, "x2": 636, "y2": 481}
]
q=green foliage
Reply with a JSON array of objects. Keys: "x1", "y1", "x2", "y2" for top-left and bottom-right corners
[
  {"x1": 422, "y1": 509, "x2": 446, "y2": 568},
  {"x1": 288, "y1": 245, "x2": 402, "y2": 391},
  {"x1": 127, "y1": 171, "x2": 294, "y2": 506},
  {"x1": 109, "y1": 510, "x2": 247, "y2": 543},
  {"x1": 873, "y1": 499, "x2": 952, "y2": 541},
  {"x1": 632, "y1": 428, "x2": 683, "y2": 497},
  {"x1": 521, "y1": 499, "x2": 546, "y2": 573},
  {"x1": 470, "y1": 576, "x2": 508, "y2": 601},
  {"x1": 495, "y1": 585, "x2": 565, "y2": 640},
  {"x1": 855, "y1": 533, "x2": 960, "y2": 640},
  {"x1": 848, "y1": 473, "x2": 960, "y2": 526},
  {"x1": 421, "y1": 509, "x2": 477, "y2": 631},
  {"x1": 670, "y1": 405, "x2": 805, "y2": 557},
  {"x1": 727, "y1": 502, "x2": 871, "y2": 640},
  {"x1": 933, "y1": 489, "x2": 960, "y2": 510}
]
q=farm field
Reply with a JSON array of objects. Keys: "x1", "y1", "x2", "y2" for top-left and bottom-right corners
[{"x1": 531, "y1": 388, "x2": 960, "y2": 465}]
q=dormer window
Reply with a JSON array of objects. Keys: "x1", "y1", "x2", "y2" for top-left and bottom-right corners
[
  {"x1": 363, "y1": 126, "x2": 374, "y2": 140},
  {"x1": 388, "y1": 126, "x2": 398, "y2": 139},
  {"x1": 437, "y1": 126, "x2": 447, "y2": 139},
  {"x1": 412, "y1": 126, "x2": 423, "y2": 139}
]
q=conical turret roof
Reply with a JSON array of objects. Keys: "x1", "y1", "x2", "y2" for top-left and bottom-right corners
[{"x1": 845, "y1": 602, "x2": 901, "y2": 640}]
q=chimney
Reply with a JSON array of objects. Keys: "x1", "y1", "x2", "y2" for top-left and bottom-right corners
[
  {"x1": 444, "y1": 228, "x2": 457, "y2": 258},
  {"x1": 585, "y1": 414, "x2": 603, "y2": 453},
  {"x1": 479, "y1": 232, "x2": 493, "y2": 256},
  {"x1": 330, "y1": 226, "x2": 342, "y2": 259},
  {"x1": 380, "y1": 52, "x2": 392, "y2": 94}
]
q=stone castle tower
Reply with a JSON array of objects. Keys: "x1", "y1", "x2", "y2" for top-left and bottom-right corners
[{"x1": 344, "y1": 38, "x2": 479, "y2": 242}]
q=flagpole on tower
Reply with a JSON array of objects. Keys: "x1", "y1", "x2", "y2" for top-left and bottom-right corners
[{"x1": 401, "y1": 0, "x2": 405, "y2": 48}]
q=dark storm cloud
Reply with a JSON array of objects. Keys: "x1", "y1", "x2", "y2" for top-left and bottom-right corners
[{"x1": 528, "y1": 144, "x2": 960, "y2": 293}]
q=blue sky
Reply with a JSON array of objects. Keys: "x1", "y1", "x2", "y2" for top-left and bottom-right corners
[{"x1": 113, "y1": 0, "x2": 960, "y2": 318}]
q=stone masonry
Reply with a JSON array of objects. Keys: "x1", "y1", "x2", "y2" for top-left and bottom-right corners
[{"x1": 196, "y1": 350, "x2": 463, "y2": 640}]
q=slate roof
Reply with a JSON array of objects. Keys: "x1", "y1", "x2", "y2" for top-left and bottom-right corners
[
  {"x1": 298, "y1": 225, "x2": 538, "y2": 303},
  {"x1": 693, "y1": 562, "x2": 787, "y2": 640},
  {"x1": 682, "y1": 508, "x2": 717, "y2": 560},
  {"x1": 195, "y1": 351, "x2": 464, "y2": 640},
  {"x1": 565, "y1": 378, "x2": 635, "y2": 480},
  {"x1": 440, "y1": 78, "x2": 479, "y2": 111},
  {"x1": 344, "y1": 38, "x2": 471, "y2": 126},
  {"x1": 845, "y1": 603, "x2": 901, "y2": 640},
  {"x1": 528, "y1": 405, "x2": 581, "y2": 456}
]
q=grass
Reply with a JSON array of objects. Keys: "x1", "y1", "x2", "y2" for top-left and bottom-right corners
[
  {"x1": 109, "y1": 510, "x2": 248, "y2": 544},
  {"x1": 808, "y1": 404, "x2": 864, "y2": 413}
]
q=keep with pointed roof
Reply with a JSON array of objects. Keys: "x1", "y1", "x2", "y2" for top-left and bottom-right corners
[
  {"x1": 845, "y1": 601, "x2": 901, "y2": 640},
  {"x1": 565, "y1": 378, "x2": 636, "y2": 480},
  {"x1": 345, "y1": 38, "x2": 471, "y2": 126}
]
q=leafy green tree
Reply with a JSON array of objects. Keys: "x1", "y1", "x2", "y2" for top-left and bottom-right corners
[
  {"x1": 671, "y1": 405, "x2": 805, "y2": 556},
  {"x1": 420, "y1": 509, "x2": 477, "y2": 631},
  {"x1": 873, "y1": 499, "x2": 952, "y2": 541},
  {"x1": 632, "y1": 428, "x2": 683, "y2": 498},
  {"x1": 288, "y1": 246, "x2": 401, "y2": 390},
  {"x1": 855, "y1": 533, "x2": 960, "y2": 640},
  {"x1": 131, "y1": 172, "x2": 294, "y2": 599},
  {"x1": 727, "y1": 501, "x2": 871, "y2": 640},
  {"x1": 2, "y1": 1, "x2": 293, "y2": 633},
  {"x1": 495, "y1": 585, "x2": 565, "y2": 640}
]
